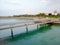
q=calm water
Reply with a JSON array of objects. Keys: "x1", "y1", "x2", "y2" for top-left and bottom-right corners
[
  {"x1": 0, "y1": 18, "x2": 60, "y2": 45},
  {"x1": 0, "y1": 18, "x2": 34, "y2": 24}
]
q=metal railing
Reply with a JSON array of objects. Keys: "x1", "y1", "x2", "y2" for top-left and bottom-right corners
[{"x1": 0, "y1": 22, "x2": 45, "y2": 38}]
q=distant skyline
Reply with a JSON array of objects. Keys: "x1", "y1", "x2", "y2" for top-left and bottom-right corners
[{"x1": 0, "y1": 0, "x2": 60, "y2": 16}]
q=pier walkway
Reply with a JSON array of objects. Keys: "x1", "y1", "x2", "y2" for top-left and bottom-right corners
[{"x1": 0, "y1": 18, "x2": 60, "y2": 38}]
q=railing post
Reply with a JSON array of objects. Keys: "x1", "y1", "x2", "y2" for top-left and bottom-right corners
[
  {"x1": 10, "y1": 25, "x2": 13, "y2": 38},
  {"x1": 25, "y1": 24, "x2": 28, "y2": 33},
  {"x1": 37, "y1": 24, "x2": 38, "y2": 30},
  {"x1": 11, "y1": 28, "x2": 13, "y2": 38}
]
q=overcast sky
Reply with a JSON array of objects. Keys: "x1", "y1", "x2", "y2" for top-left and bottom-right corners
[{"x1": 0, "y1": 0, "x2": 60, "y2": 16}]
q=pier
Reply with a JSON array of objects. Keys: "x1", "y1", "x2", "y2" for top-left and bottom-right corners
[
  {"x1": 0, "y1": 18, "x2": 60, "y2": 38},
  {"x1": 0, "y1": 22, "x2": 48, "y2": 38}
]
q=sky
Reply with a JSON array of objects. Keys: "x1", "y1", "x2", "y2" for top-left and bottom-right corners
[{"x1": 0, "y1": 0, "x2": 60, "y2": 16}]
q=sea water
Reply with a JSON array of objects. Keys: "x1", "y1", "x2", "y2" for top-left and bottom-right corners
[{"x1": 0, "y1": 18, "x2": 60, "y2": 45}]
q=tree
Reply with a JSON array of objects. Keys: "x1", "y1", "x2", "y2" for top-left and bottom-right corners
[
  {"x1": 36, "y1": 13, "x2": 45, "y2": 17},
  {"x1": 48, "y1": 13, "x2": 52, "y2": 16}
]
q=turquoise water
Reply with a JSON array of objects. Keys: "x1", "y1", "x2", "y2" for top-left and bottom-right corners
[
  {"x1": 0, "y1": 24, "x2": 60, "y2": 45},
  {"x1": 0, "y1": 18, "x2": 60, "y2": 45}
]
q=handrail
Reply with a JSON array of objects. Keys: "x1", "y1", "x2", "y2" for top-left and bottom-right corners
[
  {"x1": 0, "y1": 19, "x2": 60, "y2": 30},
  {"x1": 0, "y1": 21, "x2": 51, "y2": 38}
]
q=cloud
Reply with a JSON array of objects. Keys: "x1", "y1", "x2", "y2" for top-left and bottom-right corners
[{"x1": 0, "y1": 0, "x2": 60, "y2": 16}]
